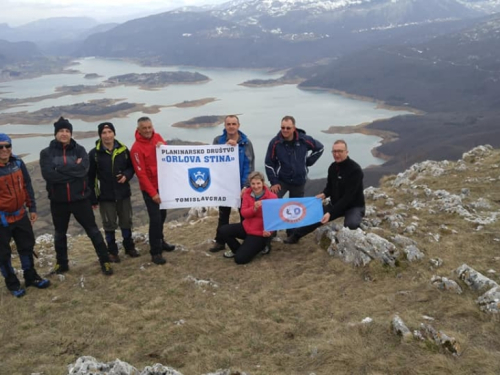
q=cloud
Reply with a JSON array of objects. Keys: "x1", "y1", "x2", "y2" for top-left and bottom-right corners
[{"x1": 0, "y1": 0, "x2": 227, "y2": 26}]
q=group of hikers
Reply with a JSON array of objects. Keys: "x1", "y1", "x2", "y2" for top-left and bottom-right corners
[{"x1": 0, "y1": 114, "x2": 365, "y2": 298}]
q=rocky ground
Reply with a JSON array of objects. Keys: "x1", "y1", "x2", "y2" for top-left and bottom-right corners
[{"x1": 3, "y1": 145, "x2": 500, "y2": 375}]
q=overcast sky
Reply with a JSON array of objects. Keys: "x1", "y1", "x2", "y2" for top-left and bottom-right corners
[{"x1": 0, "y1": 0, "x2": 229, "y2": 26}]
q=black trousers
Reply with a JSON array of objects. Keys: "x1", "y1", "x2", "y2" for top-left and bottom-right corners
[
  {"x1": 293, "y1": 206, "x2": 365, "y2": 238},
  {"x1": 219, "y1": 223, "x2": 267, "y2": 265},
  {"x1": 51, "y1": 199, "x2": 109, "y2": 265},
  {"x1": 142, "y1": 191, "x2": 167, "y2": 255},
  {"x1": 214, "y1": 205, "x2": 243, "y2": 244},
  {"x1": 0, "y1": 214, "x2": 35, "y2": 290}
]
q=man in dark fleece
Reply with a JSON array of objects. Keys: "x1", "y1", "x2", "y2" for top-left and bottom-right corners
[
  {"x1": 284, "y1": 139, "x2": 365, "y2": 244},
  {"x1": 89, "y1": 122, "x2": 139, "y2": 262},
  {"x1": 40, "y1": 117, "x2": 113, "y2": 275}
]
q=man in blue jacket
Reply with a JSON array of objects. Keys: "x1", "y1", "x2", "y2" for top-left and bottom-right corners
[
  {"x1": 40, "y1": 117, "x2": 113, "y2": 276},
  {"x1": 89, "y1": 122, "x2": 139, "y2": 262},
  {"x1": 265, "y1": 115, "x2": 324, "y2": 236},
  {"x1": 209, "y1": 115, "x2": 255, "y2": 253}
]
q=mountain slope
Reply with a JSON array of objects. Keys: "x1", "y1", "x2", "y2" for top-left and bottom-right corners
[{"x1": 79, "y1": 0, "x2": 483, "y2": 68}]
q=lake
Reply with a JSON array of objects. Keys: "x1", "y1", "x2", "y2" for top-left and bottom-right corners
[{"x1": 0, "y1": 57, "x2": 411, "y2": 179}]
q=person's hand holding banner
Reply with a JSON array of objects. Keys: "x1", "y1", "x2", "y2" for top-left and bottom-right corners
[{"x1": 262, "y1": 197, "x2": 324, "y2": 231}]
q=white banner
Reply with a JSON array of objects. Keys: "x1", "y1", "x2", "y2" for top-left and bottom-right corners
[{"x1": 157, "y1": 145, "x2": 241, "y2": 209}]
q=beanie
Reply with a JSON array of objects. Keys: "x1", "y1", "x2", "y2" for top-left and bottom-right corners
[
  {"x1": 97, "y1": 122, "x2": 116, "y2": 137},
  {"x1": 0, "y1": 133, "x2": 12, "y2": 144},
  {"x1": 54, "y1": 117, "x2": 73, "y2": 135}
]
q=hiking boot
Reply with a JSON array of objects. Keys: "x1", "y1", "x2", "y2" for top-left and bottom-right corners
[
  {"x1": 209, "y1": 242, "x2": 225, "y2": 253},
  {"x1": 109, "y1": 254, "x2": 121, "y2": 263},
  {"x1": 152, "y1": 254, "x2": 166, "y2": 265},
  {"x1": 125, "y1": 248, "x2": 140, "y2": 257},
  {"x1": 261, "y1": 243, "x2": 271, "y2": 255},
  {"x1": 100, "y1": 262, "x2": 114, "y2": 276},
  {"x1": 283, "y1": 234, "x2": 300, "y2": 244},
  {"x1": 123, "y1": 238, "x2": 140, "y2": 257},
  {"x1": 162, "y1": 241, "x2": 176, "y2": 252},
  {"x1": 223, "y1": 250, "x2": 235, "y2": 258},
  {"x1": 52, "y1": 263, "x2": 69, "y2": 274},
  {"x1": 25, "y1": 270, "x2": 51, "y2": 289},
  {"x1": 10, "y1": 287, "x2": 26, "y2": 298}
]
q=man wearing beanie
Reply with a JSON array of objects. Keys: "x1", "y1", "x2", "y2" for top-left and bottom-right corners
[
  {"x1": 89, "y1": 122, "x2": 139, "y2": 262},
  {"x1": 0, "y1": 133, "x2": 50, "y2": 297},
  {"x1": 39, "y1": 117, "x2": 114, "y2": 276},
  {"x1": 131, "y1": 116, "x2": 175, "y2": 265}
]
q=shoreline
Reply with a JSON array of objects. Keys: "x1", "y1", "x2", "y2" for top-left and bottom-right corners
[{"x1": 300, "y1": 85, "x2": 425, "y2": 115}]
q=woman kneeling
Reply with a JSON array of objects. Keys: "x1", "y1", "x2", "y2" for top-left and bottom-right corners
[{"x1": 218, "y1": 171, "x2": 277, "y2": 264}]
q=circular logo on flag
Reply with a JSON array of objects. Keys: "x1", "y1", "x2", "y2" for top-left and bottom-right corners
[{"x1": 279, "y1": 202, "x2": 307, "y2": 224}]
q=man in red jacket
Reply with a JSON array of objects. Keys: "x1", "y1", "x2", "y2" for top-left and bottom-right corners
[{"x1": 130, "y1": 117, "x2": 175, "y2": 265}]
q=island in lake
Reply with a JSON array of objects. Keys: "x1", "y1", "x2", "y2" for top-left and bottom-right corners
[
  {"x1": 105, "y1": 71, "x2": 210, "y2": 90},
  {"x1": 239, "y1": 77, "x2": 302, "y2": 87},
  {"x1": 0, "y1": 99, "x2": 163, "y2": 125},
  {"x1": 84, "y1": 73, "x2": 103, "y2": 79},
  {"x1": 172, "y1": 115, "x2": 227, "y2": 128},
  {"x1": 168, "y1": 97, "x2": 218, "y2": 108}
]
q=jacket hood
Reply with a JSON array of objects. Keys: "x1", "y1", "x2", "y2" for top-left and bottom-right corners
[
  {"x1": 276, "y1": 128, "x2": 306, "y2": 141},
  {"x1": 221, "y1": 129, "x2": 249, "y2": 144}
]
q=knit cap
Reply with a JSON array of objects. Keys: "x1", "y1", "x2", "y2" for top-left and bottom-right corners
[
  {"x1": 97, "y1": 122, "x2": 116, "y2": 137},
  {"x1": 54, "y1": 117, "x2": 73, "y2": 135}
]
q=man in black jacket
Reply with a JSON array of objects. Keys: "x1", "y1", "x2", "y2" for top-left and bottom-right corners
[
  {"x1": 89, "y1": 122, "x2": 139, "y2": 262},
  {"x1": 284, "y1": 139, "x2": 365, "y2": 244},
  {"x1": 40, "y1": 117, "x2": 113, "y2": 275}
]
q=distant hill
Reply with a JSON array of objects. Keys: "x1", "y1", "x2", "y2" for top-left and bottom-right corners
[
  {"x1": 79, "y1": 0, "x2": 485, "y2": 68},
  {"x1": 0, "y1": 39, "x2": 42, "y2": 66},
  {"x1": 295, "y1": 11, "x2": 500, "y2": 186}
]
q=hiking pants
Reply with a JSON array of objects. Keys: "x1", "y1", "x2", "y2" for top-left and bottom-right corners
[
  {"x1": 98, "y1": 197, "x2": 133, "y2": 231},
  {"x1": 214, "y1": 205, "x2": 243, "y2": 245},
  {"x1": 50, "y1": 199, "x2": 109, "y2": 265},
  {"x1": 0, "y1": 214, "x2": 35, "y2": 290},
  {"x1": 142, "y1": 191, "x2": 167, "y2": 256},
  {"x1": 219, "y1": 223, "x2": 267, "y2": 265},
  {"x1": 293, "y1": 206, "x2": 365, "y2": 238}
]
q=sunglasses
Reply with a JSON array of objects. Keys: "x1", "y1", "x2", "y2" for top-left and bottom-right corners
[
  {"x1": 0, "y1": 144, "x2": 12, "y2": 150},
  {"x1": 281, "y1": 127, "x2": 293, "y2": 130}
]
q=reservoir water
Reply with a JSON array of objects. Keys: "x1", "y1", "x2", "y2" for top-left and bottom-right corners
[{"x1": 0, "y1": 58, "x2": 411, "y2": 179}]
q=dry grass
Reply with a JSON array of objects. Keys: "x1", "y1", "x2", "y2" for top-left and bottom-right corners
[{"x1": 2, "y1": 150, "x2": 500, "y2": 375}]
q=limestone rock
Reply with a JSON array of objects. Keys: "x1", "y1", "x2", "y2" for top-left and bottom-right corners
[
  {"x1": 431, "y1": 276, "x2": 463, "y2": 294},
  {"x1": 328, "y1": 228, "x2": 398, "y2": 267},
  {"x1": 419, "y1": 324, "x2": 461, "y2": 356},
  {"x1": 392, "y1": 315, "x2": 412, "y2": 342},
  {"x1": 68, "y1": 356, "x2": 140, "y2": 375},
  {"x1": 186, "y1": 207, "x2": 219, "y2": 222},
  {"x1": 455, "y1": 264, "x2": 499, "y2": 291},
  {"x1": 462, "y1": 144, "x2": 492, "y2": 163},
  {"x1": 140, "y1": 364, "x2": 183, "y2": 375},
  {"x1": 477, "y1": 286, "x2": 500, "y2": 314},
  {"x1": 429, "y1": 258, "x2": 443, "y2": 268},
  {"x1": 404, "y1": 245, "x2": 425, "y2": 262}
]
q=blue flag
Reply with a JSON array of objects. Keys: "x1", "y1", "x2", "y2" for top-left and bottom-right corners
[{"x1": 262, "y1": 197, "x2": 324, "y2": 231}]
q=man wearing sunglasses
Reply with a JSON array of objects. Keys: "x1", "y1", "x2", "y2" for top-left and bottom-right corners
[
  {"x1": 265, "y1": 115, "x2": 324, "y2": 237},
  {"x1": 0, "y1": 133, "x2": 50, "y2": 297},
  {"x1": 284, "y1": 139, "x2": 365, "y2": 244}
]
